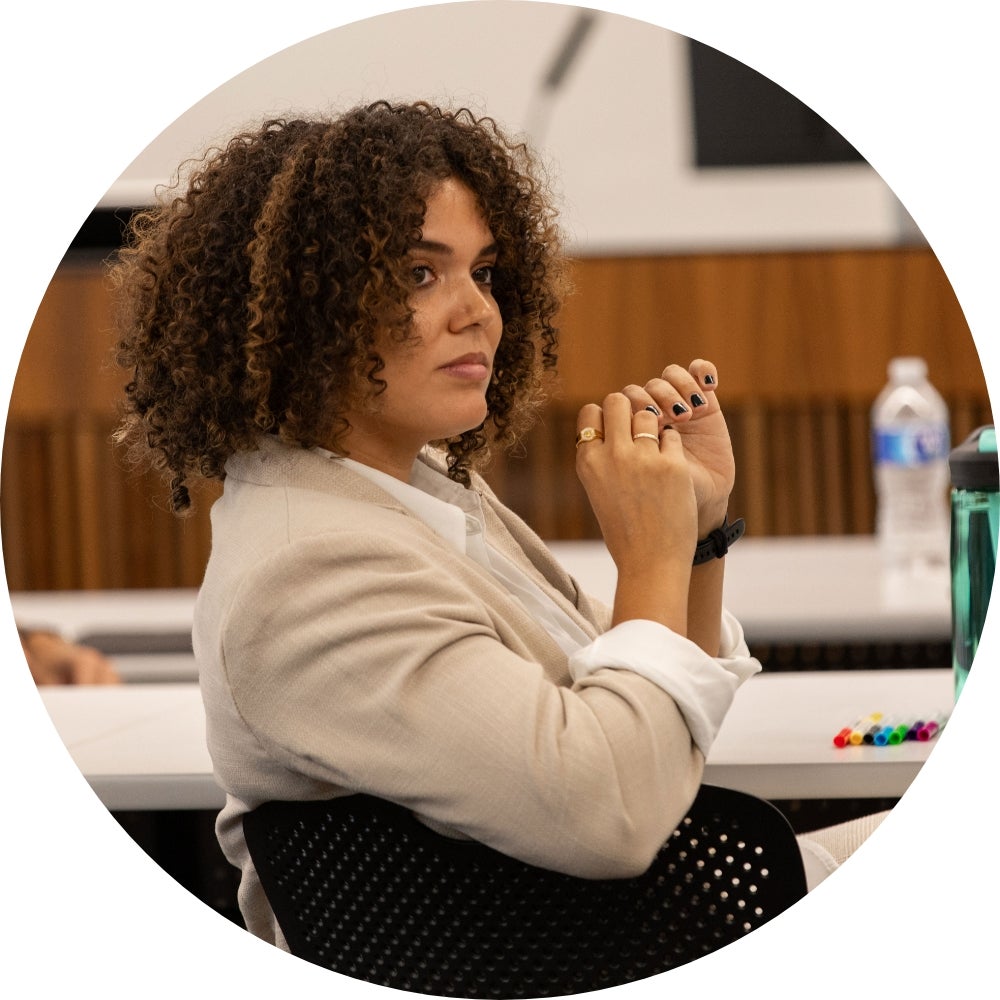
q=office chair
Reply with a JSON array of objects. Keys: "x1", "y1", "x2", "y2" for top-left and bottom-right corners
[{"x1": 243, "y1": 784, "x2": 807, "y2": 997}]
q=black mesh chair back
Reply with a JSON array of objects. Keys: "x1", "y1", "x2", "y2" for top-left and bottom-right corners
[{"x1": 243, "y1": 784, "x2": 807, "y2": 997}]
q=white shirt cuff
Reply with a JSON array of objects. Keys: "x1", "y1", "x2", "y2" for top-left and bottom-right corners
[{"x1": 567, "y1": 609, "x2": 761, "y2": 757}]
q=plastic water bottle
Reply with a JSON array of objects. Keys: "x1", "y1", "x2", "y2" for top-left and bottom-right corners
[{"x1": 871, "y1": 357, "x2": 951, "y2": 573}]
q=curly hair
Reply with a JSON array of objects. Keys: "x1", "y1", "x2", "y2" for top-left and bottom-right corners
[{"x1": 111, "y1": 100, "x2": 569, "y2": 513}]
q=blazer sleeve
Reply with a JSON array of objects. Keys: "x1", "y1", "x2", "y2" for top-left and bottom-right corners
[{"x1": 219, "y1": 529, "x2": 704, "y2": 880}]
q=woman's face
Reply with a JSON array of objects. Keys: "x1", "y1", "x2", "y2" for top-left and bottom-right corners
[{"x1": 340, "y1": 177, "x2": 503, "y2": 480}]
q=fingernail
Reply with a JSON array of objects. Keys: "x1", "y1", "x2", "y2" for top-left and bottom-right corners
[
  {"x1": 644, "y1": 404, "x2": 661, "y2": 417},
  {"x1": 671, "y1": 402, "x2": 689, "y2": 416},
  {"x1": 703, "y1": 374, "x2": 716, "y2": 386},
  {"x1": 691, "y1": 393, "x2": 706, "y2": 407}
]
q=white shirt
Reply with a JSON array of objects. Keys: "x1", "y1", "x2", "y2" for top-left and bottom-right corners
[{"x1": 316, "y1": 448, "x2": 760, "y2": 755}]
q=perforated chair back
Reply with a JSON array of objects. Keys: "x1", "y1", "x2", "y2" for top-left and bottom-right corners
[{"x1": 243, "y1": 784, "x2": 806, "y2": 996}]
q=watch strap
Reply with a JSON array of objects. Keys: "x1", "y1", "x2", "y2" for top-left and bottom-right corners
[{"x1": 692, "y1": 516, "x2": 745, "y2": 565}]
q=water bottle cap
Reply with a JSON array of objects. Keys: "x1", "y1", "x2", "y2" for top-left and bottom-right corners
[
  {"x1": 949, "y1": 425, "x2": 999, "y2": 490},
  {"x1": 887, "y1": 356, "x2": 928, "y2": 383}
]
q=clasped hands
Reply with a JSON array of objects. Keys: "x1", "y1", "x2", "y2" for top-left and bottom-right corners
[{"x1": 575, "y1": 360, "x2": 734, "y2": 570}]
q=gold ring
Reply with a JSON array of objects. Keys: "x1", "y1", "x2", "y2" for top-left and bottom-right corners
[
  {"x1": 575, "y1": 427, "x2": 604, "y2": 447},
  {"x1": 633, "y1": 432, "x2": 660, "y2": 442}
]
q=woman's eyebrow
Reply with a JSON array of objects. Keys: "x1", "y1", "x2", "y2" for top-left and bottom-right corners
[{"x1": 409, "y1": 239, "x2": 499, "y2": 257}]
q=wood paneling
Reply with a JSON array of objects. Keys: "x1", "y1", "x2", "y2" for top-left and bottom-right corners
[
  {"x1": 2, "y1": 248, "x2": 990, "y2": 590},
  {"x1": 8, "y1": 260, "x2": 122, "y2": 419},
  {"x1": 553, "y1": 249, "x2": 985, "y2": 404},
  {"x1": 486, "y1": 393, "x2": 992, "y2": 543},
  {"x1": 1, "y1": 413, "x2": 220, "y2": 591}
]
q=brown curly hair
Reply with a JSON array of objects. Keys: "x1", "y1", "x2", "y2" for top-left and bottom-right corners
[{"x1": 111, "y1": 100, "x2": 569, "y2": 513}]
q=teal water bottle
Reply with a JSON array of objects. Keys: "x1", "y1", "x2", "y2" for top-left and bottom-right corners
[{"x1": 949, "y1": 426, "x2": 999, "y2": 699}]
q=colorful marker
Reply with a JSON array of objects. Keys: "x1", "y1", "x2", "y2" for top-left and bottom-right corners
[
  {"x1": 833, "y1": 726, "x2": 854, "y2": 748},
  {"x1": 887, "y1": 723, "x2": 910, "y2": 745},
  {"x1": 873, "y1": 718, "x2": 897, "y2": 746},
  {"x1": 917, "y1": 713, "x2": 949, "y2": 742},
  {"x1": 856, "y1": 717, "x2": 884, "y2": 745},
  {"x1": 832, "y1": 713, "x2": 948, "y2": 747},
  {"x1": 862, "y1": 721, "x2": 884, "y2": 744},
  {"x1": 843, "y1": 713, "x2": 883, "y2": 747}
]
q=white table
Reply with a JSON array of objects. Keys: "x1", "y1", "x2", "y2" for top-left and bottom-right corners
[
  {"x1": 111, "y1": 653, "x2": 200, "y2": 683},
  {"x1": 549, "y1": 535, "x2": 951, "y2": 642},
  {"x1": 9, "y1": 588, "x2": 199, "y2": 681},
  {"x1": 10, "y1": 538, "x2": 952, "y2": 676},
  {"x1": 10, "y1": 588, "x2": 196, "y2": 648},
  {"x1": 39, "y1": 666, "x2": 955, "y2": 811},
  {"x1": 40, "y1": 681, "x2": 221, "y2": 810},
  {"x1": 707, "y1": 667, "x2": 954, "y2": 799}
]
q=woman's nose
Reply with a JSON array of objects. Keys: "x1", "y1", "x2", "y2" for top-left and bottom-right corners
[{"x1": 449, "y1": 277, "x2": 497, "y2": 331}]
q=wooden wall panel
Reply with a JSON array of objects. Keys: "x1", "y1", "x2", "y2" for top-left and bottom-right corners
[
  {"x1": 9, "y1": 262, "x2": 120, "y2": 419},
  {"x1": 2, "y1": 248, "x2": 991, "y2": 591},
  {"x1": 554, "y1": 249, "x2": 987, "y2": 405},
  {"x1": 487, "y1": 392, "x2": 992, "y2": 544}
]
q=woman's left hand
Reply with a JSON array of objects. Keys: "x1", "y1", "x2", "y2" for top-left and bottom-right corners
[{"x1": 621, "y1": 360, "x2": 734, "y2": 536}]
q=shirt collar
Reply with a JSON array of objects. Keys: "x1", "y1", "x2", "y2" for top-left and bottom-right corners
[{"x1": 313, "y1": 447, "x2": 481, "y2": 556}]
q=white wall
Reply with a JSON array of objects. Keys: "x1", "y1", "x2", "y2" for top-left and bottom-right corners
[{"x1": 102, "y1": 2, "x2": 904, "y2": 254}]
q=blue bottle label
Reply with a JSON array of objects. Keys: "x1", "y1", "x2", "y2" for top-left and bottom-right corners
[{"x1": 874, "y1": 425, "x2": 949, "y2": 465}]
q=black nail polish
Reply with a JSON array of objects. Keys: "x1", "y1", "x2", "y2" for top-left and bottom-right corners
[
  {"x1": 703, "y1": 374, "x2": 716, "y2": 386},
  {"x1": 671, "y1": 402, "x2": 689, "y2": 416},
  {"x1": 644, "y1": 404, "x2": 661, "y2": 417},
  {"x1": 691, "y1": 393, "x2": 706, "y2": 407}
]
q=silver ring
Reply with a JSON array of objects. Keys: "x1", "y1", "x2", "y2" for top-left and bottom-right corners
[{"x1": 632, "y1": 432, "x2": 660, "y2": 443}]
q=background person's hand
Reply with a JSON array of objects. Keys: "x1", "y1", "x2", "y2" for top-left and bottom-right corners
[{"x1": 19, "y1": 629, "x2": 120, "y2": 686}]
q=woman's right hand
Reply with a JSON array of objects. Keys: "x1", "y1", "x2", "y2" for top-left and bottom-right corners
[{"x1": 575, "y1": 393, "x2": 698, "y2": 631}]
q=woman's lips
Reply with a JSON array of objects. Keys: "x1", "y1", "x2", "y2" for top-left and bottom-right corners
[{"x1": 439, "y1": 353, "x2": 490, "y2": 380}]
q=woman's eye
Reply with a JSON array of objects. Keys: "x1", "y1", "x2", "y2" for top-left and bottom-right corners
[
  {"x1": 473, "y1": 265, "x2": 494, "y2": 286},
  {"x1": 411, "y1": 265, "x2": 434, "y2": 286}
]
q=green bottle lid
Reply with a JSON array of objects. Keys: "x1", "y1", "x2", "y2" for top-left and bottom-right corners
[{"x1": 950, "y1": 425, "x2": 999, "y2": 490}]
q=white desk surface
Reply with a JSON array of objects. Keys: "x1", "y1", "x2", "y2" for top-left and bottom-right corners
[
  {"x1": 548, "y1": 535, "x2": 951, "y2": 642},
  {"x1": 39, "y1": 665, "x2": 954, "y2": 811},
  {"x1": 105, "y1": 654, "x2": 197, "y2": 683},
  {"x1": 10, "y1": 537, "x2": 950, "y2": 663},
  {"x1": 9, "y1": 587, "x2": 197, "y2": 645},
  {"x1": 40, "y1": 680, "x2": 221, "y2": 810},
  {"x1": 708, "y1": 667, "x2": 953, "y2": 799}
]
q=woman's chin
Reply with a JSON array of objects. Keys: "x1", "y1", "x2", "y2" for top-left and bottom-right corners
[{"x1": 434, "y1": 407, "x2": 490, "y2": 441}]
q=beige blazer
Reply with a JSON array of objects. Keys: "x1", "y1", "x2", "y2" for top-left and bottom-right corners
[{"x1": 194, "y1": 436, "x2": 704, "y2": 944}]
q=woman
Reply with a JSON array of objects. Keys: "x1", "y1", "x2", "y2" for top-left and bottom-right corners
[{"x1": 112, "y1": 100, "x2": 849, "y2": 946}]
